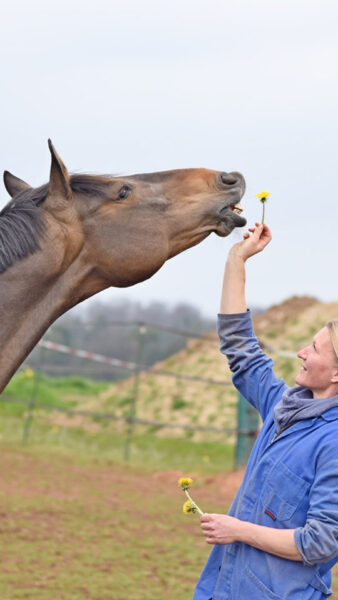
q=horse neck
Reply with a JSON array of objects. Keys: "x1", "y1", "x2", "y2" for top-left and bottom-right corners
[{"x1": 0, "y1": 255, "x2": 109, "y2": 393}]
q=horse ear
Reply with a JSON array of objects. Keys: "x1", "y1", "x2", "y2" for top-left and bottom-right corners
[
  {"x1": 47, "y1": 139, "x2": 72, "y2": 203},
  {"x1": 3, "y1": 171, "x2": 32, "y2": 197}
]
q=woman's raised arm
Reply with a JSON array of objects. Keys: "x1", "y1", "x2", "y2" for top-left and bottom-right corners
[{"x1": 220, "y1": 223, "x2": 272, "y2": 314}]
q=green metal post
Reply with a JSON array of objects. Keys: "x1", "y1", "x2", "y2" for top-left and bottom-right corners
[
  {"x1": 124, "y1": 324, "x2": 146, "y2": 460},
  {"x1": 235, "y1": 392, "x2": 259, "y2": 469}
]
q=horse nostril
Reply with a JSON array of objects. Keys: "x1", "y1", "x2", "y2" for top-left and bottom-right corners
[{"x1": 220, "y1": 172, "x2": 237, "y2": 186}]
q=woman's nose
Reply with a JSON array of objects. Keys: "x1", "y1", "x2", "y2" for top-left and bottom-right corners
[{"x1": 297, "y1": 347, "x2": 307, "y2": 359}]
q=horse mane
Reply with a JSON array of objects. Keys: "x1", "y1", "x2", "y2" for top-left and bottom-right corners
[{"x1": 0, "y1": 174, "x2": 112, "y2": 274}]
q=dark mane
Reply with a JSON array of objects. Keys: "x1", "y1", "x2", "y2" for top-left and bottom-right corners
[
  {"x1": 0, "y1": 195, "x2": 46, "y2": 274},
  {"x1": 70, "y1": 174, "x2": 112, "y2": 197},
  {"x1": 0, "y1": 174, "x2": 112, "y2": 274}
]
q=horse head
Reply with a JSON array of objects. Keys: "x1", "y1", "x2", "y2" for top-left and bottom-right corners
[{"x1": 3, "y1": 140, "x2": 246, "y2": 292}]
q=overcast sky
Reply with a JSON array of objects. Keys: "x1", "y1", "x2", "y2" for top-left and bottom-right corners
[{"x1": 1, "y1": 0, "x2": 337, "y2": 318}]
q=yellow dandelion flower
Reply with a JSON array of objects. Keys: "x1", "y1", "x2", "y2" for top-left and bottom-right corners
[
  {"x1": 255, "y1": 191, "x2": 270, "y2": 200},
  {"x1": 20, "y1": 366, "x2": 35, "y2": 379},
  {"x1": 256, "y1": 191, "x2": 270, "y2": 224},
  {"x1": 183, "y1": 500, "x2": 197, "y2": 514},
  {"x1": 178, "y1": 477, "x2": 193, "y2": 491}
]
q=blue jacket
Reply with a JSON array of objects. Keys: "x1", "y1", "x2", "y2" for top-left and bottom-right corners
[{"x1": 193, "y1": 312, "x2": 338, "y2": 600}]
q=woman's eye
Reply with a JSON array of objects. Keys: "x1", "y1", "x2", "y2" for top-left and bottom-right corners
[{"x1": 118, "y1": 185, "x2": 131, "y2": 200}]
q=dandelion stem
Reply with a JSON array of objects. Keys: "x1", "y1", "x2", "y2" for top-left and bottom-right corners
[
  {"x1": 185, "y1": 490, "x2": 204, "y2": 515},
  {"x1": 261, "y1": 202, "x2": 265, "y2": 225}
]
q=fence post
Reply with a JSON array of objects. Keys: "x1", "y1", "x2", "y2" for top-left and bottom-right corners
[
  {"x1": 124, "y1": 324, "x2": 146, "y2": 460},
  {"x1": 22, "y1": 345, "x2": 45, "y2": 444},
  {"x1": 235, "y1": 392, "x2": 259, "y2": 470}
]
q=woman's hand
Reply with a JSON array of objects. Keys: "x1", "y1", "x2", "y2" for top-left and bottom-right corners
[
  {"x1": 229, "y1": 223, "x2": 272, "y2": 263},
  {"x1": 200, "y1": 513, "x2": 242, "y2": 545},
  {"x1": 200, "y1": 514, "x2": 302, "y2": 561}
]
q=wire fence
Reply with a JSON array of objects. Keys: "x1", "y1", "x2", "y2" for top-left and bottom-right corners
[{"x1": 0, "y1": 319, "x2": 297, "y2": 467}]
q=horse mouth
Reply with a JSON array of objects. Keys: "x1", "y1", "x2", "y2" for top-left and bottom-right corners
[
  {"x1": 216, "y1": 198, "x2": 247, "y2": 236},
  {"x1": 227, "y1": 203, "x2": 247, "y2": 226}
]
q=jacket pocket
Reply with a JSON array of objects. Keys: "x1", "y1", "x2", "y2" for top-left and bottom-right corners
[
  {"x1": 261, "y1": 460, "x2": 309, "y2": 521},
  {"x1": 237, "y1": 566, "x2": 282, "y2": 599}
]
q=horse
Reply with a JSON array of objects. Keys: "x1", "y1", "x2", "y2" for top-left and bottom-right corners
[{"x1": 0, "y1": 140, "x2": 246, "y2": 392}]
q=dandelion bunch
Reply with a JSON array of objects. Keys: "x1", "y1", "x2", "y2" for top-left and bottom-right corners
[
  {"x1": 255, "y1": 191, "x2": 270, "y2": 225},
  {"x1": 178, "y1": 477, "x2": 204, "y2": 516}
]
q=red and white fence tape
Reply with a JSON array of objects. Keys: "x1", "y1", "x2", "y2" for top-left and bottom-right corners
[
  {"x1": 38, "y1": 339, "x2": 297, "y2": 366},
  {"x1": 36, "y1": 339, "x2": 233, "y2": 386},
  {"x1": 38, "y1": 340, "x2": 138, "y2": 370}
]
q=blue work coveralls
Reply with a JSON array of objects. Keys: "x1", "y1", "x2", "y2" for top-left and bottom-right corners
[{"x1": 193, "y1": 312, "x2": 338, "y2": 600}]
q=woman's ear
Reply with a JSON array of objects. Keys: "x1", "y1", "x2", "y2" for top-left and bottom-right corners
[{"x1": 331, "y1": 369, "x2": 338, "y2": 384}]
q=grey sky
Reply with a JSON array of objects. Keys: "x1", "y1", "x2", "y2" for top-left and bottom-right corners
[{"x1": 1, "y1": 0, "x2": 337, "y2": 317}]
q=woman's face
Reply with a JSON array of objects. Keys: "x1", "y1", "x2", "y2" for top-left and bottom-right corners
[{"x1": 296, "y1": 327, "x2": 338, "y2": 398}]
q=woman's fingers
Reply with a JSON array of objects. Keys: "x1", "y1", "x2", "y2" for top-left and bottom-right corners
[
  {"x1": 201, "y1": 523, "x2": 214, "y2": 531},
  {"x1": 200, "y1": 514, "x2": 211, "y2": 523},
  {"x1": 202, "y1": 529, "x2": 214, "y2": 536}
]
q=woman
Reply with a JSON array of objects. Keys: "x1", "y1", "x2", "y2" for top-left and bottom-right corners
[{"x1": 194, "y1": 223, "x2": 338, "y2": 600}]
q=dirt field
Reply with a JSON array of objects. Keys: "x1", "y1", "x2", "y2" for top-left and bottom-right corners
[
  {"x1": 0, "y1": 442, "x2": 336, "y2": 599},
  {"x1": 0, "y1": 442, "x2": 243, "y2": 600}
]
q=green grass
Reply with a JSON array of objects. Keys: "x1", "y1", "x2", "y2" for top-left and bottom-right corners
[
  {"x1": 171, "y1": 397, "x2": 188, "y2": 410},
  {"x1": 1, "y1": 370, "x2": 237, "y2": 473},
  {"x1": 0, "y1": 410, "x2": 235, "y2": 475},
  {"x1": 265, "y1": 329, "x2": 279, "y2": 339},
  {"x1": 2, "y1": 372, "x2": 108, "y2": 417}
]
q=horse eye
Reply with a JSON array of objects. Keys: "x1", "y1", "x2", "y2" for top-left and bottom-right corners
[{"x1": 118, "y1": 185, "x2": 131, "y2": 200}]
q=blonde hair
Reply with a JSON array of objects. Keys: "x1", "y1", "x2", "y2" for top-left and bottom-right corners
[{"x1": 327, "y1": 320, "x2": 338, "y2": 363}]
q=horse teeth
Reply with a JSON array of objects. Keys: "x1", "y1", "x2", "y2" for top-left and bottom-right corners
[{"x1": 233, "y1": 201, "x2": 243, "y2": 214}]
